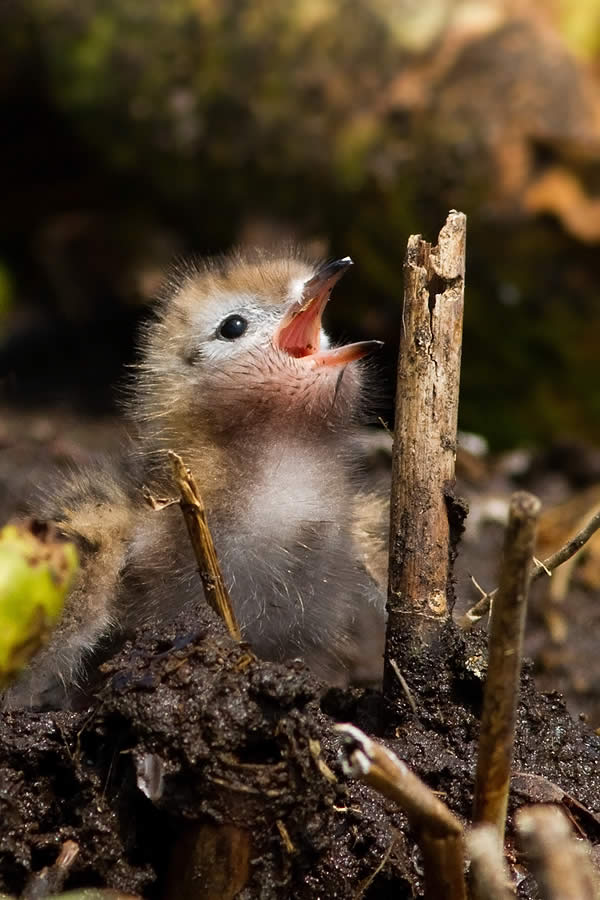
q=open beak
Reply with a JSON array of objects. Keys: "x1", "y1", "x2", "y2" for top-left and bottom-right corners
[{"x1": 275, "y1": 257, "x2": 383, "y2": 366}]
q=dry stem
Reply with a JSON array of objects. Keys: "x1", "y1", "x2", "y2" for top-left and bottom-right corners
[
  {"x1": 169, "y1": 450, "x2": 241, "y2": 642},
  {"x1": 384, "y1": 210, "x2": 466, "y2": 699},
  {"x1": 336, "y1": 723, "x2": 466, "y2": 900},
  {"x1": 473, "y1": 491, "x2": 541, "y2": 837},
  {"x1": 460, "y1": 507, "x2": 600, "y2": 630},
  {"x1": 516, "y1": 805, "x2": 599, "y2": 900},
  {"x1": 467, "y1": 824, "x2": 513, "y2": 900}
]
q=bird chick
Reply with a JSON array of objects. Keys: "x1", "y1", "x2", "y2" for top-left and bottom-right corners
[{"x1": 6, "y1": 248, "x2": 387, "y2": 707}]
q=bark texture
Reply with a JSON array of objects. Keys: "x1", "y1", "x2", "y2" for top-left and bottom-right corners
[
  {"x1": 384, "y1": 210, "x2": 466, "y2": 712},
  {"x1": 473, "y1": 490, "x2": 540, "y2": 835}
]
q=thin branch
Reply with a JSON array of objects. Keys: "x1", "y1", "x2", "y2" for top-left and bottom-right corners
[
  {"x1": 459, "y1": 507, "x2": 600, "y2": 630},
  {"x1": 470, "y1": 574, "x2": 489, "y2": 598},
  {"x1": 466, "y1": 824, "x2": 513, "y2": 900},
  {"x1": 389, "y1": 658, "x2": 418, "y2": 716},
  {"x1": 336, "y1": 723, "x2": 466, "y2": 900},
  {"x1": 516, "y1": 805, "x2": 599, "y2": 900},
  {"x1": 168, "y1": 450, "x2": 241, "y2": 642},
  {"x1": 540, "y1": 508, "x2": 600, "y2": 575},
  {"x1": 472, "y1": 491, "x2": 541, "y2": 838}
]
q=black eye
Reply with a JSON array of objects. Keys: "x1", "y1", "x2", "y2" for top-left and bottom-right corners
[{"x1": 218, "y1": 314, "x2": 248, "y2": 340}]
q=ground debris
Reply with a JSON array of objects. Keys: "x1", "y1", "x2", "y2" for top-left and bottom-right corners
[{"x1": 2, "y1": 596, "x2": 600, "y2": 897}]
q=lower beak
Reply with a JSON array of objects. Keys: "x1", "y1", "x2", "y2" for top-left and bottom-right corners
[
  {"x1": 275, "y1": 258, "x2": 383, "y2": 365},
  {"x1": 311, "y1": 340, "x2": 384, "y2": 366}
]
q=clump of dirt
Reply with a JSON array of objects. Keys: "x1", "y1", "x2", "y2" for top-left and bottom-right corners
[
  {"x1": 2, "y1": 594, "x2": 600, "y2": 898},
  {"x1": 0, "y1": 600, "x2": 414, "y2": 897}
]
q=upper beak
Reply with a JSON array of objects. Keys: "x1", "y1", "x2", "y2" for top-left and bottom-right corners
[{"x1": 275, "y1": 257, "x2": 383, "y2": 366}]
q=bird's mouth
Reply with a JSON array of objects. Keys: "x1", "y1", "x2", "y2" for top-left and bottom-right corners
[{"x1": 275, "y1": 258, "x2": 383, "y2": 367}]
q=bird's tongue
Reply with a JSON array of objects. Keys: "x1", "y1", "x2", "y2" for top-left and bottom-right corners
[{"x1": 275, "y1": 258, "x2": 382, "y2": 366}]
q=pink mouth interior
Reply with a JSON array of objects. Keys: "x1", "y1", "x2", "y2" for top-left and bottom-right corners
[
  {"x1": 276, "y1": 283, "x2": 380, "y2": 367},
  {"x1": 276, "y1": 297, "x2": 325, "y2": 358}
]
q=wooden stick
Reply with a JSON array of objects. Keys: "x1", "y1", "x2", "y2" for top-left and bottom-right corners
[
  {"x1": 472, "y1": 491, "x2": 541, "y2": 838},
  {"x1": 336, "y1": 723, "x2": 467, "y2": 900},
  {"x1": 467, "y1": 824, "x2": 513, "y2": 900},
  {"x1": 169, "y1": 450, "x2": 241, "y2": 642},
  {"x1": 539, "y1": 507, "x2": 600, "y2": 577},
  {"x1": 164, "y1": 457, "x2": 248, "y2": 896},
  {"x1": 516, "y1": 805, "x2": 599, "y2": 900},
  {"x1": 459, "y1": 507, "x2": 600, "y2": 630},
  {"x1": 384, "y1": 211, "x2": 466, "y2": 696}
]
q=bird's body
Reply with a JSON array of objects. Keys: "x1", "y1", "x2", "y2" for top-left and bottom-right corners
[{"x1": 5, "y1": 249, "x2": 387, "y2": 708}]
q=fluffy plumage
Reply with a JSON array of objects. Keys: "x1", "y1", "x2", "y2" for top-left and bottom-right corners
[{"x1": 5, "y1": 248, "x2": 387, "y2": 708}]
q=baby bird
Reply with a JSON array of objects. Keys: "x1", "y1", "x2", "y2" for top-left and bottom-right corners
[{"x1": 6, "y1": 248, "x2": 387, "y2": 708}]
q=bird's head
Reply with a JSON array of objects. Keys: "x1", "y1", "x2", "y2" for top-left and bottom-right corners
[{"x1": 131, "y1": 249, "x2": 382, "y2": 454}]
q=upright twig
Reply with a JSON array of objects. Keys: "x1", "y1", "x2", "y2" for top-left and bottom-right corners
[
  {"x1": 336, "y1": 724, "x2": 467, "y2": 900},
  {"x1": 165, "y1": 457, "x2": 250, "y2": 900},
  {"x1": 467, "y1": 824, "x2": 513, "y2": 900},
  {"x1": 516, "y1": 805, "x2": 599, "y2": 900},
  {"x1": 169, "y1": 450, "x2": 241, "y2": 642},
  {"x1": 384, "y1": 211, "x2": 466, "y2": 703},
  {"x1": 473, "y1": 491, "x2": 541, "y2": 838}
]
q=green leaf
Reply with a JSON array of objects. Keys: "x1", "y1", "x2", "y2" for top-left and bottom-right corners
[{"x1": 0, "y1": 522, "x2": 78, "y2": 688}]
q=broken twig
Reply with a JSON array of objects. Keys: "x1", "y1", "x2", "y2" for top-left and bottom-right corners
[
  {"x1": 460, "y1": 507, "x2": 600, "y2": 630},
  {"x1": 336, "y1": 723, "x2": 466, "y2": 900},
  {"x1": 384, "y1": 210, "x2": 466, "y2": 703},
  {"x1": 168, "y1": 450, "x2": 241, "y2": 642},
  {"x1": 473, "y1": 491, "x2": 541, "y2": 838},
  {"x1": 516, "y1": 804, "x2": 599, "y2": 900},
  {"x1": 540, "y1": 507, "x2": 600, "y2": 578}
]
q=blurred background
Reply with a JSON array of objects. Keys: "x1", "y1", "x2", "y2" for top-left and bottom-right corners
[
  {"x1": 3, "y1": 0, "x2": 600, "y2": 720},
  {"x1": 2, "y1": 0, "x2": 600, "y2": 448}
]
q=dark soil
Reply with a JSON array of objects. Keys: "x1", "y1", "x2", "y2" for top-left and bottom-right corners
[
  {"x1": 2, "y1": 601, "x2": 600, "y2": 898},
  {"x1": 1, "y1": 411, "x2": 600, "y2": 898}
]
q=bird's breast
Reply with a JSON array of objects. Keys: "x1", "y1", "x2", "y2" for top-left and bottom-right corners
[{"x1": 126, "y1": 435, "x2": 381, "y2": 680}]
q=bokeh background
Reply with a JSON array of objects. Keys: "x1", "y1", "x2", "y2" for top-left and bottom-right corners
[{"x1": 2, "y1": 0, "x2": 600, "y2": 448}]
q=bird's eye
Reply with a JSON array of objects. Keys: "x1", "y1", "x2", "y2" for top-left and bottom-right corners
[{"x1": 217, "y1": 314, "x2": 248, "y2": 340}]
